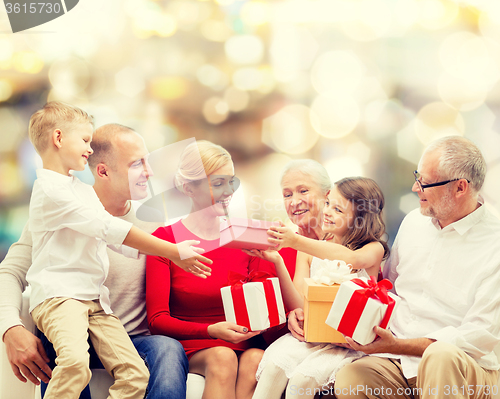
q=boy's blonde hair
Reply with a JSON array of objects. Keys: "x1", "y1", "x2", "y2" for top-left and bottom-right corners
[{"x1": 29, "y1": 101, "x2": 94, "y2": 154}]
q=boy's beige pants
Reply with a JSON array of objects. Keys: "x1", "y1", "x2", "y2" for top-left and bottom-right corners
[{"x1": 32, "y1": 297, "x2": 149, "y2": 399}]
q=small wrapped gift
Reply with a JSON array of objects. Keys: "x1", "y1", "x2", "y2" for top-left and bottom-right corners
[
  {"x1": 325, "y1": 276, "x2": 400, "y2": 345},
  {"x1": 219, "y1": 218, "x2": 279, "y2": 251},
  {"x1": 221, "y1": 271, "x2": 286, "y2": 331},
  {"x1": 303, "y1": 278, "x2": 345, "y2": 343}
]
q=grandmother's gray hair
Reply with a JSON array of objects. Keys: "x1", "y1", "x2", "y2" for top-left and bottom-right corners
[
  {"x1": 424, "y1": 135, "x2": 486, "y2": 194},
  {"x1": 280, "y1": 159, "x2": 331, "y2": 194}
]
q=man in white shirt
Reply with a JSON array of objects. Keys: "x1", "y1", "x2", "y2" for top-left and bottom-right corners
[
  {"x1": 331, "y1": 136, "x2": 500, "y2": 399},
  {"x1": 0, "y1": 121, "x2": 193, "y2": 399}
]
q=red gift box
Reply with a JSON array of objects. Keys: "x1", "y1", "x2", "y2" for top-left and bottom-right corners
[
  {"x1": 325, "y1": 276, "x2": 400, "y2": 345},
  {"x1": 220, "y1": 271, "x2": 286, "y2": 331}
]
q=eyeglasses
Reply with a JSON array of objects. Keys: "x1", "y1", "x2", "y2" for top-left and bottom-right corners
[{"x1": 413, "y1": 171, "x2": 470, "y2": 192}]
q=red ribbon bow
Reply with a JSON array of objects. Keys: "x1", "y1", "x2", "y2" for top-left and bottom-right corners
[
  {"x1": 226, "y1": 270, "x2": 280, "y2": 330},
  {"x1": 227, "y1": 270, "x2": 273, "y2": 286},
  {"x1": 350, "y1": 276, "x2": 393, "y2": 305},
  {"x1": 336, "y1": 277, "x2": 396, "y2": 340}
]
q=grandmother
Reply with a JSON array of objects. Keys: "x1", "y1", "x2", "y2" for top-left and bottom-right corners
[{"x1": 278, "y1": 159, "x2": 332, "y2": 280}]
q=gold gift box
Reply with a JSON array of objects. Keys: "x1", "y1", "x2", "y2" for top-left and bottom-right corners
[{"x1": 303, "y1": 278, "x2": 346, "y2": 343}]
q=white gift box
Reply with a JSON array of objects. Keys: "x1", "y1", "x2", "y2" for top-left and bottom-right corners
[
  {"x1": 221, "y1": 277, "x2": 286, "y2": 332},
  {"x1": 325, "y1": 277, "x2": 400, "y2": 345}
]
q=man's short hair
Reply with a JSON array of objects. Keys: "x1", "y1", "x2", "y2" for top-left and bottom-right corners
[
  {"x1": 88, "y1": 124, "x2": 136, "y2": 170},
  {"x1": 425, "y1": 135, "x2": 486, "y2": 193},
  {"x1": 28, "y1": 101, "x2": 94, "y2": 154}
]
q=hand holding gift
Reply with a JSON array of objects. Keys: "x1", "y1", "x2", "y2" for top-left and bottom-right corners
[
  {"x1": 287, "y1": 308, "x2": 306, "y2": 342},
  {"x1": 241, "y1": 248, "x2": 282, "y2": 265},
  {"x1": 325, "y1": 276, "x2": 400, "y2": 345},
  {"x1": 207, "y1": 321, "x2": 262, "y2": 343},
  {"x1": 344, "y1": 326, "x2": 397, "y2": 354},
  {"x1": 220, "y1": 270, "x2": 286, "y2": 332},
  {"x1": 267, "y1": 222, "x2": 298, "y2": 250}
]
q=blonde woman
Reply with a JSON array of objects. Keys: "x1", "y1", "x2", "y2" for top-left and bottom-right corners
[{"x1": 146, "y1": 141, "x2": 270, "y2": 399}]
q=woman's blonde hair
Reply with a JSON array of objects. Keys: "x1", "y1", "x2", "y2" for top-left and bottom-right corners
[{"x1": 174, "y1": 140, "x2": 232, "y2": 193}]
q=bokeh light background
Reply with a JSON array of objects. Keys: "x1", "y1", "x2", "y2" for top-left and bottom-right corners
[{"x1": 1, "y1": 0, "x2": 500, "y2": 259}]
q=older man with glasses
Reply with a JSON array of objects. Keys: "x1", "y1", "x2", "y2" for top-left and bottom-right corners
[{"x1": 330, "y1": 135, "x2": 500, "y2": 399}]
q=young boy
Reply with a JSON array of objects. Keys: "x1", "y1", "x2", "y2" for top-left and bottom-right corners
[{"x1": 26, "y1": 102, "x2": 212, "y2": 399}]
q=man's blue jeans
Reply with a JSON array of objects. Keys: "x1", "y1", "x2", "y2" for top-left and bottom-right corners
[
  {"x1": 41, "y1": 333, "x2": 189, "y2": 399},
  {"x1": 130, "y1": 334, "x2": 189, "y2": 399}
]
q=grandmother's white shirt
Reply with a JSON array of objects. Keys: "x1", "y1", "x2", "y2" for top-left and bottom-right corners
[
  {"x1": 27, "y1": 169, "x2": 135, "y2": 314},
  {"x1": 383, "y1": 201, "x2": 500, "y2": 378}
]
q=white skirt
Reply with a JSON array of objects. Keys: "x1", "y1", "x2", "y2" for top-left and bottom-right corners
[{"x1": 257, "y1": 333, "x2": 364, "y2": 386}]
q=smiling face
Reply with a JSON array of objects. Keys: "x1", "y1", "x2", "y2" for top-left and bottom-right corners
[
  {"x1": 412, "y1": 150, "x2": 456, "y2": 222},
  {"x1": 282, "y1": 170, "x2": 327, "y2": 230},
  {"x1": 107, "y1": 132, "x2": 152, "y2": 201},
  {"x1": 188, "y1": 161, "x2": 236, "y2": 216},
  {"x1": 322, "y1": 186, "x2": 354, "y2": 239},
  {"x1": 60, "y1": 123, "x2": 94, "y2": 173}
]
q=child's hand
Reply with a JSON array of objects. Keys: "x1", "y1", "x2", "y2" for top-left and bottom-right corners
[
  {"x1": 173, "y1": 240, "x2": 213, "y2": 278},
  {"x1": 242, "y1": 248, "x2": 282, "y2": 264},
  {"x1": 267, "y1": 222, "x2": 298, "y2": 249},
  {"x1": 288, "y1": 308, "x2": 305, "y2": 342},
  {"x1": 334, "y1": 341, "x2": 354, "y2": 350}
]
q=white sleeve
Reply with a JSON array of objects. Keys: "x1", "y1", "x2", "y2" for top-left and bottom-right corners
[
  {"x1": 30, "y1": 184, "x2": 132, "y2": 246},
  {"x1": 425, "y1": 269, "x2": 500, "y2": 360},
  {"x1": 107, "y1": 244, "x2": 139, "y2": 259},
  {"x1": 0, "y1": 222, "x2": 32, "y2": 339},
  {"x1": 383, "y1": 232, "x2": 399, "y2": 288}
]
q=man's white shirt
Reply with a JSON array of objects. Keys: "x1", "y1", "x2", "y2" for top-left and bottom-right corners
[{"x1": 383, "y1": 201, "x2": 500, "y2": 378}]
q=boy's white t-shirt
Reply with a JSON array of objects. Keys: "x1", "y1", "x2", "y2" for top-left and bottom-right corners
[
  {"x1": 27, "y1": 168, "x2": 135, "y2": 314},
  {"x1": 105, "y1": 202, "x2": 162, "y2": 335}
]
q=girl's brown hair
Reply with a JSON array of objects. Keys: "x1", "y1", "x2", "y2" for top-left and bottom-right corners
[{"x1": 335, "y1": 177, "x2": 389, "y2": 260}]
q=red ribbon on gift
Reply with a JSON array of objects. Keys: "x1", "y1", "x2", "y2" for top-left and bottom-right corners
[
  {"x1": 227, "y1": 270, "x2": 272, "y2": 285},
  {"x1": 336, "y1": 276, "x2": 396, "y2": 339},
  {"x1": 227, "y1": 271, "x2": 281, "y2": 330}
]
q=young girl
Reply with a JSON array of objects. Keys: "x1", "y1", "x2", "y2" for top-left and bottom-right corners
[{"x1": 249, "y1": 177, "x2": 390, "y2": 399}]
